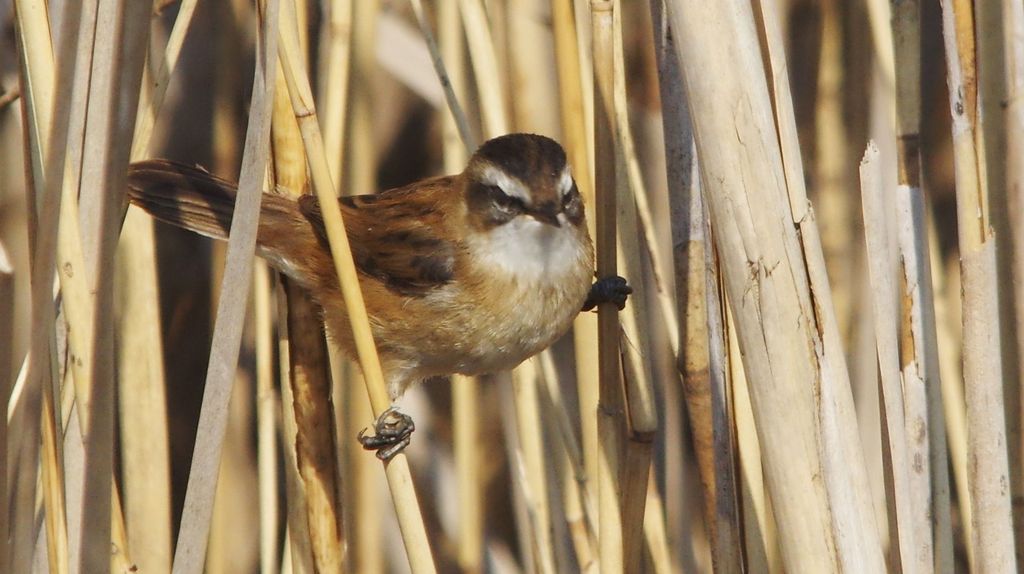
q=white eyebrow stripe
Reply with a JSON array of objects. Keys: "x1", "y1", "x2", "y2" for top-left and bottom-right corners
[
  {"x1": 481, "y1": 165, "x2": 531, "y2": 202},
  {"x1": 558, "y1": 165, "x2": 573, "y2": 196}
]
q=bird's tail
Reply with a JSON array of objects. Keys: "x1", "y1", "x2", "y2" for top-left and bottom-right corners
[{"x1": 126, "y1": 160, "x2": 324, "y2": 285}]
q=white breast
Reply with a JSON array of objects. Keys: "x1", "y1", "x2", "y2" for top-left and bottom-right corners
[{"x1": 469, "y1": 215, "x2": 588, "y2": 284}]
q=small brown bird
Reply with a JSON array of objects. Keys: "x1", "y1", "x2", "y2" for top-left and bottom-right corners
[{"x1": 127, "y1": 133, "x2": 629, "y2": 459}]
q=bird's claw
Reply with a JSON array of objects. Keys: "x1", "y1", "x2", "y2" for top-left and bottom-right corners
[
  {"x1": 357, "y1": 406, "x2": 416, "y2": 461},
  {"x1": 583, "y1": 275, "x2": 633, "y2": 311}
]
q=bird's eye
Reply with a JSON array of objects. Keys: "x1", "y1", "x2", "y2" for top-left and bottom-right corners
[{"x1": 488, "y1": 185, "x2": 523, "y2": 212}]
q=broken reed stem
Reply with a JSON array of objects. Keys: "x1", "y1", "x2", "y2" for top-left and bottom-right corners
[
  {"x1": 172, "y1": 0, "x2": 280, "y2": 570},
  {"x1": 859, "y1": 142, "x2": 919, "y2": 572},
  {"x1": 888, "y1": 1, "x2": 955, "y2": 569},
  {"x1": 938, "y1": 0, "x2": 1017, "y2": 569},
  {"x1": 665, "y1": 0, "x2": 884, "y2": 568},
  {"x1": 275, "y1": 4, "x2": 437, "y2": 572}
]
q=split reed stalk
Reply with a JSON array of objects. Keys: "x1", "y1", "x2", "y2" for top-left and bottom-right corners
[
  {"x1": 728, "y1": 304, "x2": 772, "y2": 572},
  {"x1": 648, "y1": 3, "x2": 743, "y2": 569},
  {"x1": 665, "y1": 0, "x2": 884, "y2": 568},
  {"x1": 172, "y1": 0, "x2": 281, "y2": 570},
  {"x1": 888, "y1": 2, "x2": 956, "y2": 568},
  {"x1": 859, "y1": 142, "x2": 920, "y2": 571},
  {"x1": 939, "y1": 0, "x2": 1017, "y2": 569},
  {"x1": 276, "y1": 3, "x2": 438, "y2": 571},
  {"x1": 757, "y1": 0, "x2": 886, "y2": 567}
]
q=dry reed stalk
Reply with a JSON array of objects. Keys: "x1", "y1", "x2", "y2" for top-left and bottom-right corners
[
  {"x1": 888, "y1": 2, "x2": 956, "y2": 569},
  {"x1": 1004, "y1": 0, "x2": 1024, "y2": 498},
  {"x1": 317, "y1": 0, "x2": 351, "y2": 182},
  {"x1": 129, "y1": 0, "x2": 199, "y2": 159},
  {"x1": 940, "y1": 0, "x2": 1017, "y2": 568},
  {"x1": 272, "y1": 2, "x2": 344, "y2": 569},
  {"x1": 665, "y1": 0, "x2": 885, "y2": 568},
  {"x1": 408, "y1": 0, "x2": 476, "y2": 150},
  {"x1": 11, "y1": 3, "x2": 71, "y2": 573},
  {"x1": 460, "y1": 0, "x2": 510, "y2": 135},
  {"x1": 436, "y1": 2, "x2": 485, "y2": 568},
  {"x1": 116, "y1": 210, "x2": 172, "y2": 574},
  {"x1": 68, "y1": 0, "x2": 152, "y2": 570},
  {"x1": 590, "y1": 2, "x2": 627, "y2": 571},
  {"x1": 0, "y1": 243, "x2": 10, "y2": 571},
  {"x1": 641, "y1": 474, "x2": 673, "y2": 574},
  {"x1": 728, "y1": 304, "x2": 771, "y2": 572},
  {"x1": 172, "y1": 0, "x2": 281, "y2": 570},
  {"x1": 253, "y1": 261, "x2": 281, "y2": 574},
  {"x1": 648, "y1": 3, "x2": 743, "y2": 569},
  {"x1": 608, "y1": 5, "x2": 658, "y2": 571},
  {"x1": 277, "y1": 298, "x2": 317, "y2": 574},
  {"x1": 859, "y1": 142, "x2": 920, "y2": 571},
  {"x1": 927, "y1": 215, "x2": 974, "y2": 564},
  {"x1": 755, "y1": 0, "x2": 885, "y2": 567},
  {"x1": 813, "y1": 0, "x2": 856, "y2": 342},
  {"x1": 340, "y1": 3, "x2": 384, "y2": 572},
  {"x1": 975, "y1": 1, "x2": 1021, "y2": 500},
  {"x1": 511, "y1": 362, "x2": 558, "y2": 573},
  {"x1": 40, "y1": 381, "x2": 68, "y2": 574},
  {"x1": 535, "y1": 350, "x2": 598, "y2": 570},
  {"x1": 553, "y1": 1, "x2": 601, "y2": 509},
  {"x1": 508, "y1": 0, "x2": 560, "y2": 133},
  {"x1": 276, "y1": 3, "x2": 438, "y2": 571}
]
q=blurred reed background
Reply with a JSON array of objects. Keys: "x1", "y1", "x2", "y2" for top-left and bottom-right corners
[{"x1": 0, "y1": 0, "x2": 1021, "y2": 572}]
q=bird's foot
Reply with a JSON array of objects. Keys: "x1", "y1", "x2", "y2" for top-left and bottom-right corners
[
  {"x1": 583, "y1": 275, "x2": 633, "y2": 311},
  {"x1": 357, "y1": 406, "x2": 416, "y2": 461}
]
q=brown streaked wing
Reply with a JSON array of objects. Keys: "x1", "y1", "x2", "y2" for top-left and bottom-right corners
[{"x1": 297, "y1": 186, "x2": 455, "y2": 297}]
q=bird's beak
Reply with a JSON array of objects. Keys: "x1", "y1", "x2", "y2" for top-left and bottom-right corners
[{"x1": 530, "y1": 205, "x2": 562, "y2": 227}]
